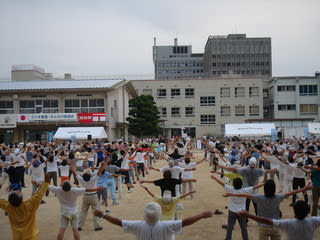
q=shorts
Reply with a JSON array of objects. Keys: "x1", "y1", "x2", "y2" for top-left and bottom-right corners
[
  {"x1": 60, "y1": 214, "x2": 78, "y2": 229},
  {"x1": 60, "y1": 176, "x2": 69, "y2": 184}
]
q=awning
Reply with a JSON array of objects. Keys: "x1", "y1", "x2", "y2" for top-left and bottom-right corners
[
  {"x1": 53, "y1": 127, "x2": 108, "y2": 140},
  {"x1": 225, "y1": 123, "x2": 276, "y2": 137},
  {"x1": 308, "y1": 123, "x2": 320, "y2": 134}
]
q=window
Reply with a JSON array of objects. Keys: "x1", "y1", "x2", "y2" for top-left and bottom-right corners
[
  {"x1": 20, "y1": 99, "x2": 59, "y2": 114},
  {"x1": 160, "y1": 107, "x2": 167, "y2": 117},
  {"x1": 185, "y1": 107, "x2": 195, "y2": 117},
  {"x1": 235, "y1": 106, "x2": 245, "y2": 116},
  {"x1": 300, "y1": 104, "x2": 318, "y2": 114},
  {"x1": 65, "y1": 98, "x2": 104, "y2": 113},
  {"x1": 200, "y1": 115, "x2": 215, "y2": 124},
  {"x1": 185, "y1": 88, "x2": 194, "y2": 98},
  {"x1": 171, "y1": 107, "x2": 180, "y2": 117},
  {"x1": 142, "y1": 89, "x2": 152, "y2": 95},
  {"x1": 235, "y1": 87, "x2": 244, "y2": 97},
  {"x1": 114, "y1": 100, "x2": 117, "y2": 109},
  {"x1": 299, "y1": 85, "x2": 318, "y2": 96},
  {"x1": 221, "y1": 106, "x2": 231, "y2": 116},
  {"x1": 278, "y1": 104, "x2": 296, "y2": 111},
  {"x1": 263, "y1": 89, "x2": 269, "y2": 98},
  {"x1": 249, "y1": 106, "x2": 260, "y2": 116},
  {"x1": 171, "y1": 89, "x2": 180, "y2": 98},
  {"x1": 220, "y1": 88, "x2": 230, "y2": 97},
  {"x1": 277, "y1": 85, "x2": 296, "y2": 92},
  {"x1": 249, "y1": 87, "x2": 259, "y2": 97},
  {"x1": 157, "y1": 89, "x2": 167, "y2": 98},
  {"x1": 0, "y1": 101, "x2": 14, "y2": 114},
  {"x1": 200, "y1": 96, "x2": 215, "y2": 106}
]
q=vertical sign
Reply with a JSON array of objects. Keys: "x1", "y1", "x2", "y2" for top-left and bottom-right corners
[
  {"x1": 304, "y1": 128, "x2": 309, "y2": 139},
  {"x1": 271, "y1": 128, "x2": 277, "y2": 141}
]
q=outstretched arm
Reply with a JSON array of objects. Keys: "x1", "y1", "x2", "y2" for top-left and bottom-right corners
[
  {"x1": 182, "y1": 211, "x2": 213, "y2": 227},
  {"x1": 223, "y1": 193, "x2": 253, "y2": 200},
  {"x1": 180, "y1": 191, "x2": 196, "y2": 199},
  {"x1": 239, "y1": 210, "x2": 273, "y2": 226},
  {"x1": 253, "y1": 182, "x2": 265, "y2": 190},
  {"x1": 210, "y1": 175, "x2": 225, "y2": 187},
  {"x1": 284, "y1": 182, "x2": 312, "y2": 198},
  {"x1": 94, "y1": 210, "x2": 122, "y2": 226},
  {"x1": 218, "y1": 165, "x2": 238, "y2": 173},
  {"x1": 181, "y1": 179, "x2": 197, "y2": 183},
  {"x1": 150, "y1": 166, "x2": 160, "y2": 172},
  {"x1": 139, "y1": 180, "x2": 155, "y2": 184},
  {"x1": 140, "y1": 185, "x2": 155, "y2": 197}
]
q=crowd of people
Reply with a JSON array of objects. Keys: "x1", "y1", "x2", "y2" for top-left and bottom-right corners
[{"x1": 0, "y1": 136, "x2": 320, "y2": 239}]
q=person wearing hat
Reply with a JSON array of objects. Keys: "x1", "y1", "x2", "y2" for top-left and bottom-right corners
[
  {"x1": 9, "y1": 148, "x2": 27, "y2": 187},
  {"x1": 94, "y1": 202, "x2": 213, "y2": 240},
  {"x1": 0, "y1": 173, "x2": 50, "y2": 240},
  {"x1": 219, "y1": 156, "x2": 277, "y2": 215},
  {"x1": 140, "y1": 185, "x2": 195, "y2": 220},
  {"x1": 29, "y1": 156, "x2": 47, "y2": 203}
]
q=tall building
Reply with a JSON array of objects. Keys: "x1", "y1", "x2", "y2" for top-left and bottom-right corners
[
  {"x1": 153, "y1": 34, "x2": 272, "y2": 80},
  {"x1": 153, "y1": 38, "x2": 204, "y2": 80},
  {"x1": 203, "y1": 34, "x2": 272, "y2": 77}
]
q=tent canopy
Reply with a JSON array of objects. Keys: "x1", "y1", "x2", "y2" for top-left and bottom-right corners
[
  {"x1": 308, "y1": 123, "x2": 320, "y2": 134},
  {"x1": 225, "y1": 123, "x2": 275, "y2": 137},
  {"x1": 53, "y1": 127, "x2": 107, "y2": 140}
]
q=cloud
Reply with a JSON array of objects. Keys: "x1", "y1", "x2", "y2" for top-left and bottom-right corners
[{"x1": 0, "y1": 0, "x2": 319, "y2": 78}]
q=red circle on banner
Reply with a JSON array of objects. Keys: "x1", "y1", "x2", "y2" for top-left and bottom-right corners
[{"x1": 20, "y1": 115, "x2": 26, "y2": 121}]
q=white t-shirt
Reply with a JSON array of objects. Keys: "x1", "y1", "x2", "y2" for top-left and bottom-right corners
[
  {"x1": 135, "y1": 152, "x2": 146, "y2": 164},
  {"x1": 47, "y1": 158, "x2": 58, "y2": 173},
  {"x1": 30, "y1": 163, "x2": 46, "y2": 183},
  {"x1": 58, "y1": 165, "x2": 70, "y2": 177},
  {"x1": 272, "y1": 217, "x2": 320, "y2": 240},
  {"x1": 224, "y1": 184, "x2": 253, "y2": 213},
  {"x1": 48, "y1": 186, "x2": 85, "y2": 216},
  {"x1": 121, "y1": 154, "x2": 130, "y2": 169},
  {"x1": 122, "y1": 220, "x2": 182, "y2": 240},
  {"x1": 11, "y1": 153, "x2": 25, "y2": 167},
  {"x1": 160, "y1": 166, "x2": 184, "y2": 180},
  {"x1": 179, "y1": 162, "x2": 196, "y2": 179}
]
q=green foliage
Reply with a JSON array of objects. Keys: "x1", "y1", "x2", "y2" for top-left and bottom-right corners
[{"x1": 126, "y1": 95, "x2": 161, "y2": 137}]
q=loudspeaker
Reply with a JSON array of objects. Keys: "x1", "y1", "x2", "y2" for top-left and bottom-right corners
[{"x1": 87, "y1": 134, "x2": 92, "y2": 140}]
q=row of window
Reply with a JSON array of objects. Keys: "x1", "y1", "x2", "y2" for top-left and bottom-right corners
[
  {"x1": 277, "y1": 85, "x2": 318, "y2": 96},
  {"x1": 158, "y1": 63, "x2": 203, "y2": 67},
  {"x1": 0, "y1": 99, "x2": 105, "y2": 114},
  {"x1": 159, "y1": 105, "x2": 260, "y2": 118},
  {"x1": 212, "y1": 70, "x2": 270, "y2": 75},
  {"x1": 212, "y1": 61, "x2": 270, "y2": 67},
  {"x1": 212, "y1": 53, "x2": 270, "y2": 59},
  {"x1": 158, "y1": 69, "x2": 204, "y2": 74},
  {"x1": 278, "y1": 104, "x2": 318, "y2": 113},
  {"x1": 153, "y1": 87, "x2": 259, "y2": 98}
]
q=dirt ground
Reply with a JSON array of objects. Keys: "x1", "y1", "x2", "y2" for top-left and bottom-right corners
[{"x1": 1, "y1": 150, "x2": 320, "y2": 239}]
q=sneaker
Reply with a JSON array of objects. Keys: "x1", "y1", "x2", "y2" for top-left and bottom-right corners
[
  {"x1": 94, "y1": 227, "x2": 103, "y2": 231},
  {"x1": 115, "y1": 189, "x2": 118, "y2": 193},
  {"x1": 78, "y1": 228, "x2": 82, "y2": 231},
  {"x1": 105, "y1": 209, "x2": 110, "y2": 213},
  {"x1": 128, "y1": 189, "x2": 132, "y2": 193},
  {"x1": 40, "y1": 200, "x2": 46, "y2": 204},
  {"x1": 112, "y1": 201, "x2": 119, "y2": 206}
]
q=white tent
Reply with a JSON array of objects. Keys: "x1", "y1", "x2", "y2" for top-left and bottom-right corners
[
  {"x1": 53, "y1": 127, "x2": 108, "y2": 140},
  {"x1": 308, "y1": 123, "x2": 320, "y2": 134},
  {"x1": 225, "y1": 123, "x2": 276, "y2": 137}
]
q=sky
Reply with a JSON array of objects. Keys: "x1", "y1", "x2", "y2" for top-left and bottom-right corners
[{"x1": 0, "y1": 0, "x2": 319, "y2": 79}]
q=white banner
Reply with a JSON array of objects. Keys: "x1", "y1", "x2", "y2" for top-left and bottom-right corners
[
  {"x1": 0, "y1": 114, "x2": 16, "y2": 128},
  {"x1": 225, "y1": 123, "x2": 275, "y2": 137},
  {"x1": 17, "y1": 113, "x2": 78, "y2": 122}
]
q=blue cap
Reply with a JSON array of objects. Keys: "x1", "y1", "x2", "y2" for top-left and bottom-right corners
[{"x1": 9, "y1": 183, "x2": 21, "y2": 191}]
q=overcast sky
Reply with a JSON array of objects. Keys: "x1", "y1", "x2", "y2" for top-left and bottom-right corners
[{"x1": 0, "y1": 0, "x2": 319, "y2": 79}]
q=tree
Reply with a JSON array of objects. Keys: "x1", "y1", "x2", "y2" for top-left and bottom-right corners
[{"x1": 126, "y1": 95, "x2": 161, "y2": 137}]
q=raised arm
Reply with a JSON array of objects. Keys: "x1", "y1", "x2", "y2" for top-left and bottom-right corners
[
  {"x1": 253, "y1": 182, "x2": 265, "y2": 190},
  {"x1": 94, "y1": 210, "x2": 122, "y2": 226},
  {"x1": 182, "y1": 211, "x2": 213, "y2": 227},
  {"x1": 284, "y1": 182, "x2": 312, "y2": 198},
  {"x1": 150, "y1": 166, "x2": 160, "y2": 172},
  {"x1": 140, "y1": 185, "x2": 155, "y2": 197},
  {"x1": 195, "y1": 158, "x2": 206, "y2": 165},
  {"x1": 239, "y1": 210, "x2": 273, "y2": 226},
  {"x1": 181, "y1": 178, "x2": 197, "y2": 183},
  {"x1": 223, "y1": 192, "x2": 253, "y2": 200},
  {"x1": 180, "y1": 191, "x2": 196, "y2": 199},
  {"x1": 210, "y1": 175, "x2": 225, "y2": 187},
  {"x1": 218, "y1": 164, "x2": 238, "y2": 173},
  {"x1": 139, "y1": 180, "x2": 155, "y2": 184}
]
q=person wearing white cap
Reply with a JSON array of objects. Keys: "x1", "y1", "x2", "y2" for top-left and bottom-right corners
[
  {"x1": 219, "y1": 156, "x2": 277, "y2": 215},
  {"x1": 94, "y1": 202, "x2": 213, "y2": 240}
]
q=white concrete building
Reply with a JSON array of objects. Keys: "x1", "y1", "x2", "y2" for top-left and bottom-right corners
[
  {"x1": 0, "y1": 76, "x2": 137, "y2": 143},
  {"x1": 132, "y1": 76, "x2": 264, "y2": 138}
]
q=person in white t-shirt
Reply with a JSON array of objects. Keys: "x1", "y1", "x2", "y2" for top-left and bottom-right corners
[
  {"x1": 94, "y1": 202, "x2": 213, "y2": 240},
  {"x1": 210, "y1": 174, "x2": 263, "y2": 240},
  {"x1": 49, "y1": 180, "x2": 104, "y2": 240},
  {"x1": 29, "y1": 158, "x2": 46, "y2": 200}
]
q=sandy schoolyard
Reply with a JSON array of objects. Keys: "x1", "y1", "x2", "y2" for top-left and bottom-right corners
[{"x1": 1, "y1": 150, "x2": 319, "y2": 239}]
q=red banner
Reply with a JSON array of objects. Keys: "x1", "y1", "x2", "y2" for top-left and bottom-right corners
[{"x1": 78, "y1": 112, "x2": 106, "y2": 123}]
